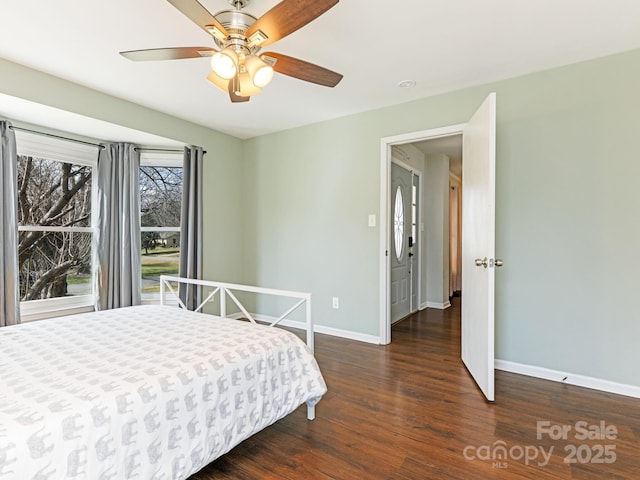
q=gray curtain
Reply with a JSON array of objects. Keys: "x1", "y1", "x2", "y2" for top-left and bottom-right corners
[
  {"x1": 179, "y1": 145, "x2": 203, "y2": 310},
  {"x1": 96, "y1": 143, "x2": 141, "y2": 310},
  {"x1": 0, "y1": 121, "x2": 20, "y2": 326}
]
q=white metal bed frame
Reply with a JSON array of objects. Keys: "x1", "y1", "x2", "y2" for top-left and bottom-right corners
[{"x1": 159, "y1": 275, "x2": 318, "y2": 420}]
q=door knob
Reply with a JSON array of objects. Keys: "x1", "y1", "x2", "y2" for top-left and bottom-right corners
[
  {"x1": 475, "y1": 257, "x2": 488, "y2": 268},
  {"x1": 494, "y1": 259, "x2": 503, "y2": 267}
]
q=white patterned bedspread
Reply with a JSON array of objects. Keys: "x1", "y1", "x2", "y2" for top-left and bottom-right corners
[{"x1": 0, "y1": 305, "x2": 326, "y2": 479}]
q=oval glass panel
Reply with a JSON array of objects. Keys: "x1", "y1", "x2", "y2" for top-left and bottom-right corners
[{"x1": 393, "y1": 186, "x2": 404, "y2": 261}]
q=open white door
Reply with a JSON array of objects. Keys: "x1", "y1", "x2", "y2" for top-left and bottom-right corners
[{"x1": 461, "y1": 93, "x2": 497, "y2": 401}]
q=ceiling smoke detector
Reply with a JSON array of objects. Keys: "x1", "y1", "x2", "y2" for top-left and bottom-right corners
[{"x1": 398, "y1": 80, "x2": 416, "y2": 89}]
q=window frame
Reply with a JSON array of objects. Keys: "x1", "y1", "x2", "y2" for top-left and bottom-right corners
[
  {"x1": 15, "y1": 131, "x2": 99, "y2": 322},
  {"x1": 139, "y1": 152, "x2": 183, "y2": 305}
]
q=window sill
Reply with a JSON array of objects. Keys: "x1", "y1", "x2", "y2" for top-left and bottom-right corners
[
  {"x1": 20, "y1": 295, "x2": 95, "y2": 323},
  {"x1": 141, "y1": 293, "x2": 179, "y2": 307}
]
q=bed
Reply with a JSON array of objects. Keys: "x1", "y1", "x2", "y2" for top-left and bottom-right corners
[{"x1": 0, "y1": 276, "x2": 326, "y2": 479}]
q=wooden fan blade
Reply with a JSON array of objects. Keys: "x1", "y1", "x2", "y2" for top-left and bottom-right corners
[
  {"x1": 167, "y1": 0, "x2": 229, "y2": 38},
  {"x1": 246, "y1": 0, "x2": 339, "y2": 47},
  {"x1": 120, "y1": 47, "x2": 216, "y2": 61},
  {"x1": 263, "y1": 52, "x2": 343, "y2": 87}
]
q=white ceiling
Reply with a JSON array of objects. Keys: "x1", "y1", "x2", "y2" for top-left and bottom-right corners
[{"x1": 2, "y1": 0, "x2": 640, "y2": 139}]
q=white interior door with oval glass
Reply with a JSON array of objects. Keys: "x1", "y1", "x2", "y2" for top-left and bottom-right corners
[{"x1": 390, "y1": 162, "x2": 414, "y2": 323}]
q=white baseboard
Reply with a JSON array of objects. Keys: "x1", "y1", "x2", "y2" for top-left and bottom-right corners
[
  {"x1": 495, "y1": 359, "x2": 640, "y2": 399},
  {"x1": 426, "y1": 301, "x2": 451, "y2": 310},
  {"x1": 228, "y1": 313, "x2": 381, "y2": 345},
  {"x1": 312, "y1": 324, "x2": 380, "y2": 344}
]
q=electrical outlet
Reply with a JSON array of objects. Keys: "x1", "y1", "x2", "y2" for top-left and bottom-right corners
[{"x1": 332, "y1": 297, "x2": 339, "y2": 309}]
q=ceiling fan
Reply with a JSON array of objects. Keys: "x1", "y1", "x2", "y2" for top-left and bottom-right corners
[{"x1": 120, "y1": 0, "x2": 343, "y2": 103}]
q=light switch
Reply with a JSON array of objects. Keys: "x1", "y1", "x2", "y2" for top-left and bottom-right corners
[{"x1": 368, "y1": 214, "x2": 376, "y2": 227}]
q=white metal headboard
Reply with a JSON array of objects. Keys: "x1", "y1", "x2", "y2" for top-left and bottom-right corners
[{"x1": 159, "y1": 275, "x2": 315, "y2": 353}]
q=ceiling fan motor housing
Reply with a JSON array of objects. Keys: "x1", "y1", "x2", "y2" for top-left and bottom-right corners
[{"x1": 212, "y1": 9, "x2": 261, "y2": 55}]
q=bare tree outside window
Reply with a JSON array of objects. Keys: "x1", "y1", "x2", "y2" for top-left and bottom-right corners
[
  {"x1": 17, "y1": 156, "x2": 93, "y2": 300},
  {"x1": 17, "y1": 157, "x2": 182, "y2": 303},
  {"x1": 140, "y1": 166, "x2": 182, "y2": 297}
]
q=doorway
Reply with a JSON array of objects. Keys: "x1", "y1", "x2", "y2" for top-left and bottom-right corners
[{"x1": 379, "y1": 123, "x2": 466, "y2": 344}]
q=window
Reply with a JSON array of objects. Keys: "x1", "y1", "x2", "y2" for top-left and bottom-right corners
[
  {"x1": 15, "y1": 131, "x2": 99, "y2": 319},
  {"x1": 411, "y1": 183, "x2": 417, "y2": 246},
  {"x1": 139, "y1": 153, "x2": 183, "y2": 302},
  {"x1": 393, "y1": 185, "x2": 404, "y2": 261}
]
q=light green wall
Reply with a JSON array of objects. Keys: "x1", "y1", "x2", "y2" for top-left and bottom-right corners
[
  {"x1": 242, "y1": 119, "x2": 381, "y2": 335},
  {"x1": 243, "y1": 48, "x2": 640, "y2": 386},
  {"x1": 424, "y1": 153, "x2": 450, "y2": 307},
  {"x1": 494, "y1": 49, "x2": 640, "y2": 385},
  {"x1": 0, "y1": 58, "x2": 245, "y2": 284}
]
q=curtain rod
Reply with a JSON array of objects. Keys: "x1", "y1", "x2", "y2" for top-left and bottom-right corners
[
  {"x1": 9, "y1": 125, "x2": 104, "y2": 149},
  {"x1": 135, "y1": 147, "x2": 207, "y2": 154},
  {"x1": 135, "y1": 147, "x2": 181, "y2": 153}
]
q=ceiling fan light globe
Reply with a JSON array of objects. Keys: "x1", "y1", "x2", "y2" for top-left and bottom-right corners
[
  {"x1": 206, "y1": 71, "x2": 230, "y2": 92},
  {"x1": 253, "y1": 65, "x2": 274, "y2": 88},
  {"x1": 245, "y1": 55, "x2": 274, "y2": 88},
  {"x1": 211, "y1": 49, "x2": 237, "y2": 79},
  {"x1": 238, "y1": 72, "x2": 262, "y2": 97}
]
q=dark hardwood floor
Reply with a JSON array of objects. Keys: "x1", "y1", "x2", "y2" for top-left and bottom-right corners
[{"x1": 191, "y1": 298, "x2": 640, "y2": 479}]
